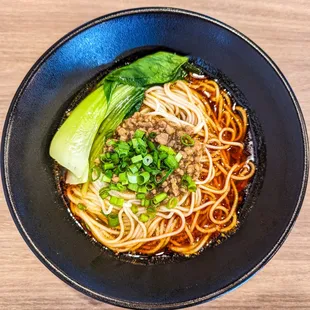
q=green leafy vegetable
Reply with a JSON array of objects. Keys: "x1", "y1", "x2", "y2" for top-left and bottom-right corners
[{"x1": 50, "y1": 51, "x2": 189, "y2": 184}]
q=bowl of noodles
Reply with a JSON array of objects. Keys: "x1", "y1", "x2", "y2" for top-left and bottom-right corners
[{"x1": 1, "y1": 7, "x2": 308, "y2": 309}]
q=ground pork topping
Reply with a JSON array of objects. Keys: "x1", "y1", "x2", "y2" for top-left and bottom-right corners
[{"x1": 113, "y1": 112, "x2": 203, "y2": 197}]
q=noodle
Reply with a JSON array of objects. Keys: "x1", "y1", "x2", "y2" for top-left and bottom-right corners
[{"x1": 66, "y1": 75, "x2": 255, "y2": 256}]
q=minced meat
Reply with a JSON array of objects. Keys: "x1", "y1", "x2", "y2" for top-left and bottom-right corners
[{"x1": 114, "y1": 112, "x2": 203, "y2": 197}]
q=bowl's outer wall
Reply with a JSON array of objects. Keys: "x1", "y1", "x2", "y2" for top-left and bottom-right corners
[{"x1": 1, "y1": 8, "x2": 308, "y2": 309}]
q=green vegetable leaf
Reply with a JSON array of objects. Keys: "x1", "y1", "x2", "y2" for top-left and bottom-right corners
[
  {"x1": 50, "y1": 86, "x2": 107, "y2": 181},
  {"x1": 103, "y1": 52, "x2": 188, "y2": 89},
  {"x1": 50, "y1": 51, "x2": 189, "y2": 184}
]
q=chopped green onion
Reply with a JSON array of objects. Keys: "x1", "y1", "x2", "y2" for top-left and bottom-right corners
[
  {"x1": 77, "y1": 203, "x2": 87, "y2": 211},
  {"x1": 110, "y1": 196, "x2": 124, "y2": 207},
  {"x1": 137, "y1": 171, "x2": 150, "y2": 185},
  {"x1": 127, "y1": 183, "x2": 139, "y2": 192},
  {"x1": 105, "y1": 170, "x2": 113, "y2": 178},
  {"x1": 109, "y1": 183, "x2": 118, "y2": 190},
  {"x1": 139, "y1": 214, "x2": 149, "y2": 223},
  {"x1": 182, "y1": 174, "x2": 197, "y2": 192},
  {"x1": 153, "y1": 151, "x2": 159, "y2": 164},
  {"x1": 158, "y1": 145, "x2": 176, "y2": 155},
  {"x1": 148, "y1": 132, "x2": 157, "y2": 139},
  {"x1": 136, "y1": 193, "x2": 146, "y2": 199},
  {"x1": 164, "y1": 155, "x2": 179, "y2": 169},
  {"x1": 90, "y1": 166, "x2": 101, "y2": 182},
  {"x1": 146, "y1": 183, "x2": 155, "y2": 190},
  {"x1": 159, "y1": 152, "x2": 168, "y2": 160},
  {"x1": 132, "y1": 138, "x2": 138, "y2": 149},
  {"x1": 116, "y1": 183, "x2": 126, "y2": 191},
  {"x1": 131, "y1": 154, "x2": 143, "y2": 163},
  {"x1": 119, "y1": 172, "x2": 128, "y2": 184},
  {"x1": 131, "y1": 205, "x2": 138, "y2": 214},
  {"x1": 99, "y1": 188, "x2": 109, "y2": 200},
  {"x1": 136, "y1": 146, "x2": 147, "y2": 156},
  {"x1": 143, "y1": 154, "x2": 153, "y2": 166},
  {"x1": 129, "y1": 164, "x2": 139, "y2": 174},
  {"x1": 141, "y1": 199, "x2": 150, "y2": 207},
  {"x1": 181, "y1": 134, "x2": 194, "y2": 146},
  {"x1": 147, "y1": 140, "x2": 156, "y2": 151},
  {"x1": 142, "y1": 164, "x2": 152, "y2": 173},
  {"x1": 153, "y1": 192, "x2": 168, "y2": 204},
  {"x1": 135, "y1": 162, "x2": 143, "y2": 170},
  {"x1": 188, "y1": 183, "x2": 197, "y2": 192},
  {"x1": 106, "y1": 139, "x2": 117, "y2": 146},
  {"x1": 118, "y1": 141, "x2": 130, "y2": 150},
  {"x1": 147, "y1": 207, "x2": 156, "y2": 219},
  {"x1": 167, "y1": 197, "x2": 178, "y2": 209},
  {"x1": 110, "y1": 153, "x2": 119, "y2": 164},
  {"x1": 151, "y1": 169, "x2": 161, "y2": 176},
  {"x1": 108, "y1": 214, "x2": 119, "y2": 227},
  {"x1": 99, "y1": 191, "x2": 109, "y2": 200},
  {"x1": 136, "y1": 138, "x2": 147, "y2": 147},
  {"x1": 118, "y1": 149, "x2": 129, "y2": 158},
  {"x1": 138, "y1": 186, "x2": 147, "y2": 193},
  {"x1": 101, "y1": 174, "x2": 111, "y2": 183},
  {"x1": 134, "y1": 129, "x2": 146, "y2": 139},
  {"x1": 127, "y1": 172, "x2": 138, "y2": 184},
  {"x1": 161, "y1": 169, "x2": 174, "y2": 183},
  {"x1": 175, "y1": 152, "x2": 183, "y2": 162},
  {"x1": 157, "y1": 159, "x2": 161, "y2": 169},
  {"x1": 104, "y1": 162, "x2": 114, "y2": 170},
  {"x1": 99, "y1": 154, "x2": 107, "y2": 162}
]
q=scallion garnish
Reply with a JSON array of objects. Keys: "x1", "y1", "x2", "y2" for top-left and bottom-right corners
[
  {"x1": 134, "y1": 129, "x2": 146, "y2": 139},
  {"x1": 148, "y1": 132, "x2": 157, "y2": 139},
  {"x1": 137, "y1": 186, "x2": 147, "y2": 193},
  {"x1": 106, "y1": 139, "x2": 116, "y2": 146},
  {"x1": 131, "y1": 205, "x2": 138, "y2": 214},
  {"x1": 146, "y1": 183, "x2": 155, "y2": 190},
  {"x1": 99, "y1": 188, "x2": 109, "y2": 200},
  {"x1": 105, "y1": 170, "x2": 113, "y2": 178},
  {"x1": 182, "y1": 174, "x2": 197, "y2": 192},
  {"x1": 95, "y1": 124, "x2": 195, "y2": 204},
  {"x1": 108, "y1": 214, "x2": 119, "y2": 227},
  {"x1": 139, "y1": 214, "x2": 149, "y2": 223},
  {"x1": 137, "y1": 171, "x2": 150, "y2": 185},
  {"x1": 153, "y1": 192, "x2": 168, "y2": 204},
  {"x1": 90, "y1": 166, "x2": 101, "y2": 182},
  {"x1": 104, "y1": 162, "x2": 114, "y2": 170},
  {"x1": 158, "y1": 145, "x2": 176, "y2": 155},
  {"x1": 136, "y1": 193, "x2": 146, "y2": 199},
  {"x1": 127, "y1": 183, "x2": 139, "y2": 192},
  {"x1": 101, "y1": 174, "x2": 111, "y2": 183},
  {"x1": 119, "y1": 172, "x2": 128, "y2": 184},
  {"x1": 127, "y1": 172, "x2": 138, "y2": 184},
  {"x1": 131, "y1": 154, "x2": 143, "y2": 163},
  {"x1": 116, "y1": 183, "x2": 126, "y2": 191},
  {"x1": 143, "y1": 154, "x2": 153, "y2": 166},
  {"x1": 164, "y1": 155, "x2": 179, "y2": 169},
  {"x1": 175, "y1": 152, "x2": 183, "y2": 162},
  {"x1": 159, "y1": 152, "x2": 168, "y2": 160},
  {"x1": 110, "y1": 196, "x2": 124, "y2": 207},
  {"x1": 77, "y1": 203, "x2": 87, "y2": 211},
  {"x1": 147, "y1": 206, "x2": 156, "y2": 219},
  {"x1": 147, "y1": 140, "x2": 156, "y2": 151},
  {"x1": 181, "y1": 134, "x2": 194, "y2": 146},
  {"x1": 167, "y1": 197, "x2": 178, "y2": 209}
]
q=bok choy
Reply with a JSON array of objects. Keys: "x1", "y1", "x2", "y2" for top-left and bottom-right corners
[{"x1": 49, "y1": 51, "x2": 189, "y2": 184}]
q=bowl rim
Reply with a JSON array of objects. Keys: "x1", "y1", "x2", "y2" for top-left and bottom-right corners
[{"x1": 1, "y1": 7, "x2": 309, "y2": 309}]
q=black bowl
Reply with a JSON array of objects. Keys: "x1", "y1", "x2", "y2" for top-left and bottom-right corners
[{"x1": 1, "y1": 7, "x2": 308, "y2": 309}]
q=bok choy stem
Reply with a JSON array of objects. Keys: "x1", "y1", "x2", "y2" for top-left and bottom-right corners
[{"x1": 49, "y1": 52, "x2": 189, "y2": 184}]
